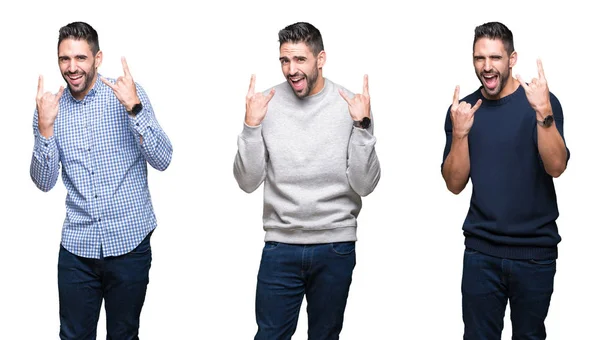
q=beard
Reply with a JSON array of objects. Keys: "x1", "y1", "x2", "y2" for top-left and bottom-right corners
[
  {"x1": 478, "y1": 67, "x2": 510, "y2": 98},
  {"x1": 63, "y1": 67, "x2": 96, "y2": 98},
  {"x1": 287, "y1": 62, "x2": 319, "y2": 99}
]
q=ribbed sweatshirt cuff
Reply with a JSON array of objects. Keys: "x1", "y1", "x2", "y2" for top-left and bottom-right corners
[{"x1": 240, "y1": 123, "x2": 263, "y2": 141}]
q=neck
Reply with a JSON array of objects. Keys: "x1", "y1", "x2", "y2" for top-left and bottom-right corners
[{"x1": 309, "y1": 75, "x2": 325, "y2": 96}]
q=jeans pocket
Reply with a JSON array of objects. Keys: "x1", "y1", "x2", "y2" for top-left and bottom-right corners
[
  {"x1": 263, "y1": 241, "x2": 280, "y2": 251},
  {"x1": 464, "y1": 247, "x2": 479, "y2": 255},
  {"x1": 330, "y1": 242, "x2": 356, "y2": 256},
  {"x1": 529, "y1": 258, "x2": 556, "y2": 265},
  {"x1": 130, "y1": 234, "x2": 152, "y2": 255}
]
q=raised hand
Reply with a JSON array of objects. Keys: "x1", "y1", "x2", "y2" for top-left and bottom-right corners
[
  {"x1": 245, "y1": 74, "x2": 275, "y2": 126},
  {"x1": 516, "y1": 59, "x2": 551, "y2": 117},
  {"x1": 450, "y1": 85, "x2": 482, "y2": 139},
  {"x1": 339, "y1": 74, "x2": 371, "y2": 121},
  {"x1": 36, "y1": 75, "x2": 65, "y2": 138},
  {"x1": 101, "y1": 57, "x2": 140, "y2": 112}
]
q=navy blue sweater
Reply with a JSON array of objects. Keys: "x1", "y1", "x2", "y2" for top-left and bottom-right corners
[{"x1": 442, "y1": 86, "x2": 569, "y2": 260}]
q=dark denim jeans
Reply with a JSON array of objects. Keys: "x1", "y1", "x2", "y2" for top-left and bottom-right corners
[
  {"x1": 254, "y1": 241, "x2": 356, "y2": 340},
  {"x1": 58, "y1": 232, "x2": 153, "y2": 340},
  {"x1": 462, "y1": 247, "x2": 556, "y2": 340}
]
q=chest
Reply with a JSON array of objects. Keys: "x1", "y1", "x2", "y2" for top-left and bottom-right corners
[
  {"x1": 469, "y1": 104, "x2": 536, "y2": 155},
  {"x1": 54, "y1": 98, "x2": 135, "y2": 163}
]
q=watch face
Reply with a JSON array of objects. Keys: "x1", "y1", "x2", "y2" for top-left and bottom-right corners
[
  {"x1": 361, "y1": 117, "x2": 371, "y2": 129},
  {"x1": 132, "y1": 103, "x2": 143, "y2": 115},
  {"x1": 543, "y1": 115, "x2": 554, "y2": 127}
]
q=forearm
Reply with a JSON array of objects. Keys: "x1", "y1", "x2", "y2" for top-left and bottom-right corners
[
  {"x1": 537, "y1": 124, "x2": 567, "y2": 177},
  {"x1": 30, "y1": 133, "x2": 60, "y2": 192},
  {"x1": 233, "y1": 123, "x2": 268, "y2": 193},
  {"x1": 442, "y1": 135, "x2": 470, "y2": 194},
  {"x1": 128, "y1": 108, "x2": 173, "y2": 171},
  {"x1": 347, "y1": 127, "x2": 380, "y2": 196}
]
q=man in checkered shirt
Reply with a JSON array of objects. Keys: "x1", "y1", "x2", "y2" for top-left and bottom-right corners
[{"x1": 30, "y1": 21, "x2": 172, "y2": 339}]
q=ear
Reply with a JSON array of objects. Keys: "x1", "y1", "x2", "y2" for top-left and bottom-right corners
[
  {"x1": 95, "y1": 50, "x2": 103, "y2": 69},
  {"x1": 509, "y1": 50, "x2": 517, "y2": 68},
  {"x1": 317, "y1": 50, "x2": 326, "y2": 69}
]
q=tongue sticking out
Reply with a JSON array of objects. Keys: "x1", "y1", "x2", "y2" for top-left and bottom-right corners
[
  {"x1": 484, "y1": 75, "x2": 498, "y2": 90},
  {"x1": 291, "y1": 78, "x2": 306, "y2": 92},
  {"x1": 69, "y1": 75, "x2": 83, "y2": 86}
]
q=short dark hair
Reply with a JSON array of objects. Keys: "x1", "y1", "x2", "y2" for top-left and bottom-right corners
[
  {"x1": 473, "y1": 21, "x2": 514, "y2": 55},
  {"x1": 278, "y1": 22, "x2": 324, "y2": 56},
  {"x1": 58, "y1": 22, "x2": 100, "y2": 55}
]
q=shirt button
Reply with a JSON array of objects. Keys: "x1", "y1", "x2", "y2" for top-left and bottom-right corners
[
  {"x1": 94, "y1": 194, "x2": 98, "y2": 199},
  {"x1": 97, "y1": 218, "x2": 101, "y2": 222},
  {"x1": 88, "y1": 148, "x2": 91, "y2": 152}
]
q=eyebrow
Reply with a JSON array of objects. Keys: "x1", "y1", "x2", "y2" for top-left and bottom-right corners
[
  {"x1": 58, "y1": 54, "x2": 88, "y2": 59},
  {"x1": 279, "y1": 55, "x2": 307, "y2": 61},
  {"x1": 473, "y1": 54, "x2": 503, "y2": 58}
]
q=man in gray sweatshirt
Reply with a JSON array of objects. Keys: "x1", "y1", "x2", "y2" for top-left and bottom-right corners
[{"x1": 234, "y1": 22, "x2": 381, "y2": 340}]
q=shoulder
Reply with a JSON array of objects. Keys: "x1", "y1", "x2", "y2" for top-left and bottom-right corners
[{"x1": 327, "y1": 78, "x2": 354, "y2": 97}]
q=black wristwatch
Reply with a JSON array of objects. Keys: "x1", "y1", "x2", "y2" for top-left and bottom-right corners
[
  {"x1": 129, "y1": 103, "x2": 143, "y2": 116},
  {"x1": 353, "y1": 117, "x2": 371, "y2": 129},
  {"x1": 537, "y1": 115, "x2": 554, "y2": 128}
]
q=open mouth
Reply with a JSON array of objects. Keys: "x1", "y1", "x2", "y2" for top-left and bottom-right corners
[
  {"x1": 67, "y1": 73, "x2": 84, "y2": 86},
  {"x1": 289, "y1": 75, "x2": 306, "y2": 91},
  {"x1": 482, "y1": 73, "x2": 498, "y2": 90}
]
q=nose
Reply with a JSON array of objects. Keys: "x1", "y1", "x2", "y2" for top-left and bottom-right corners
[
  {"x1": 68, "y1": 60, "x2": 77, "y2": 73},
  {"x1": 483, "y1": 58, "x2": 492, "y2": 72},
  {"x1": 289, "y1": 61, "x2": 297, "y2": 75}
]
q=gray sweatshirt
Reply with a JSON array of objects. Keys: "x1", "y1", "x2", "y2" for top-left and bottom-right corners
[{"x1": 234, "y1": 78, "x2": 381, "y2": 244}]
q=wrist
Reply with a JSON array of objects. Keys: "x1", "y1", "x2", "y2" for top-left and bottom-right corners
[
  {"x1": 38, "y1": 124, "x2": 54, "y2": 138},
  {"x1": 353, "y1": 116, "x2": 371, "y2": 129},
  {"x1": 534, "y1": 104, "x2": 552, "y2": 120},
  {"x1": 245, "y1": 117, "x2": 262, "y2": 127},
  {"x1": 127, "y1": 102, "x2": 143, "y2": 116}
]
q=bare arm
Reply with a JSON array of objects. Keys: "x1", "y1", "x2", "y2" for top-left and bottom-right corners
[
  {"x1": 517, "y1": 59, "x2": 568, "y2": 178},
  {"x1": 441, "y1": 86, "x2": 482, "y2": 194}
]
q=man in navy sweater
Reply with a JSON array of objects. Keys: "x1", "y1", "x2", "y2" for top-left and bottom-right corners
[{"x1": 442, "y1": 21, "x2": 569, "y2": 339}]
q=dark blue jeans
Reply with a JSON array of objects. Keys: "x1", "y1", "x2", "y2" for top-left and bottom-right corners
[
  {"x1": 462, "y1": 247, "x2": 556, "y2": 340},
  {"x1": 254, "y1": 241, "x2": 356, "y2": 340},
  {"x1": 58, "y1": 232, "x2": 153, "y2": 340}
]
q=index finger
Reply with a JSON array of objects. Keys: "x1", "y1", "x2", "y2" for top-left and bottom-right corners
[
  {"x1": 363, "y1": 74, "x2": 369, "y2": 96},
  {"x1": 247, "y1": 74, "x2": 256, "y2": 96},
  {"x1": 537, "y1": 58, "x2": 546, "y2": 80},
  {"x1": 452, "y1": 85, "x2": 460, "y2": 107},
  {"x1": 37, "y1": 75, "x2": 44, "y2": 97},
  {"x1": 121, "y1": 57, "x2": 132, "y2": 77}
]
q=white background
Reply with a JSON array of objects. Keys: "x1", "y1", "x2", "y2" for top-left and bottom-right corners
[{"x1": 1, "y1": 0, "x2": 597, "y2": 339}]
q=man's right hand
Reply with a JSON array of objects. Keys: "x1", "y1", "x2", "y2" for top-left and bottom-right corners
[
  {"x1": 36, "y1": 75, "x2": 64, "y2": 138},
  {"x1": 245, "y1": 74, "x2": 275, "y2": 127},
  {"x1": 450, "y1": 85, "x2": 482, "y2": 139}
]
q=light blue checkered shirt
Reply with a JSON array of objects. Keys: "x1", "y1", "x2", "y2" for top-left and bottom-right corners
[{"x1": 30, "y1": 75, "x2": 172, "y2": 259}]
